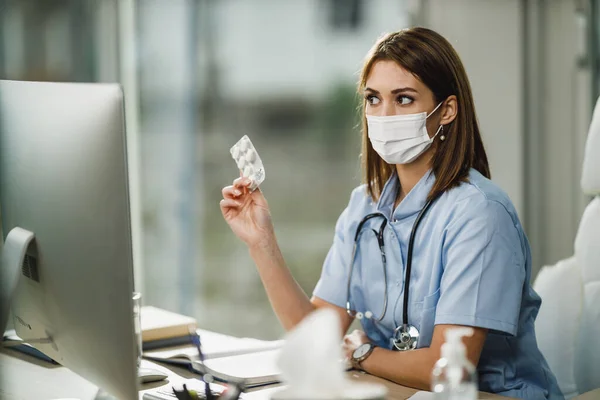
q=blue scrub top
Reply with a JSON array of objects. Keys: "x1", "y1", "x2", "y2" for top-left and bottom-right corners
[{"x1": 313, "y1": 169, "x2": 564, "y2": 400}]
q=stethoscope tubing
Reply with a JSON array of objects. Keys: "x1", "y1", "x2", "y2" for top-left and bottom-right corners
[{"x1": 346, "y1": 195, "x2": 440, "y2": 327}]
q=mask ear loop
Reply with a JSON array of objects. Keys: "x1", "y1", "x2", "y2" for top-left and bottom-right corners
[
  {"x1": 425, "y1": 101, "x2": 444, "y2": 119},
  {"x1": 426, "y1": 101, "x2": 445, "y2": 142},
  {"x1": 428, "y1": 124, "x2": 443, "y2": 142}
]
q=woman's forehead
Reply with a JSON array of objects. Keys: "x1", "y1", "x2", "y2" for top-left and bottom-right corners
[{"x1": 365, "y1": 60, "x2": 426, "y2": 92}]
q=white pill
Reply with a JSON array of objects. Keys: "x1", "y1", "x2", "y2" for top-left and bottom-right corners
[
  {"x1": 237, "y1": 157, "x2": 246, "y2": 169},
  {"x1": 356, "y1": 312, "x2": 364, "y2": 320},
  {"x1": 243, "y1": 165, "x2": 254, "y2": 177},
  {"x1": 245, "y1": 149, "x2": 256, "y2": 163},
  {"x1": 240, "y1": 139, "x2": 249, "y2": 151},
  {"x1": 232, "y1": 146, "x2": 240, "y2": 159},
  {"x1": 364, "y1": 311, "x2": 373, "y2": 319}
]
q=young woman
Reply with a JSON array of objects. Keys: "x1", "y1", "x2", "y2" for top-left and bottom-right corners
[{"x1": 220, "y1": 27, "x2": 564, "y2": 400}]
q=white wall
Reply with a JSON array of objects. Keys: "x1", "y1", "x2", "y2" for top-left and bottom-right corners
[
  {"x1": 538, "y1": 0, "x2": 590, "y2": 268},
  {"x1": 420, "y1": 0, "x2": 524, "y2": 217},
  {"x1": 418, "y1": 0, "x2": 591, "y2": 274}
]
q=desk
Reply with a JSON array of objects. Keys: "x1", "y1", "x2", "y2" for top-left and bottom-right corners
[
  {"x1": 345, "y1": 373, "x2": 512, "y2": 400},
  {"x1": 573, "y1": 389, "x2": 600, "y2": 400},
  {"x1": 0, "y1": 346, "x2": 518, "y2": 400}
]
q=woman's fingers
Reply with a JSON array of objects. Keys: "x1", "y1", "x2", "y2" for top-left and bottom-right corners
[
  {"x1": 222, "y1": 185, "x2": 242, "y2": 199},
  {"x1": 220, "y1": 198, "x2": 242, "y2": 210},
  {"x1": 233, "y1": 177, "x2": 252, "y2": 190}
]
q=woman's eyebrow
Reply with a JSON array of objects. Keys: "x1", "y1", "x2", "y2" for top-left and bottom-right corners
[
  {"x1": 364, "y1": 87, "x2": 418, "y2": 94},
  {"x1": 391, "y1": 87, "x2": 418, "y2": 94}
]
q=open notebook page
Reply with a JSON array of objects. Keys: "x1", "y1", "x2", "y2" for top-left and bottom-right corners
[{"x1": 143, "y1": 328, "x2": 283, "y2": 362}]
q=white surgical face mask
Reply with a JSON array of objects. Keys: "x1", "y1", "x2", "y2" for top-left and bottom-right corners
[{"x1": 366, "y1": 102, "x2": 443, "y2": 164}]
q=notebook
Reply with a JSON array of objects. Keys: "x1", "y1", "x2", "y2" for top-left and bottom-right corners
[
  {"x1": 143, "y1": 329, "x2": 284, "y2": 387},
  {"x1": 195, "y1": 349, "x2": 281, "y2": 387},
  {"x1": 143, "y1": 328, "x2": 284, "y2": 361}
]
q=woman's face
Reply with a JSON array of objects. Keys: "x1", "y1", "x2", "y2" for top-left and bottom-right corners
[{"x1": 364, "y1": 60, "x2": 442, "y2": 136}]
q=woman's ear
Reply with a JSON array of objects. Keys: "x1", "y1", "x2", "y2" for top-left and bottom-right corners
[{"x1": 440, "y1": 95, "x2": 458, "y2": 125}]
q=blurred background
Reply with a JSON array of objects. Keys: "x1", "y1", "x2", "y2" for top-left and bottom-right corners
[{"x1": 0, "y1": 0, "x2": 597, "y2": 340}]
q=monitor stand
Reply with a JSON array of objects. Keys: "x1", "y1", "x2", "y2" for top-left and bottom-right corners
[
  {"x1": 1, "y1": 227, "x2": 55, "y2": 348},
  {"x1": 1, "y1": 227, "x2": 35, "y2": 335}
]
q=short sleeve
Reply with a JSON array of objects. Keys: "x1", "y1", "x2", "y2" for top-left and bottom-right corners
[
  {"x1": 434, "y1": 198, "x2": 526, "y2": 336},
  {"x1": 312, "y1": 189, "x2": 361, "y2": 308}
]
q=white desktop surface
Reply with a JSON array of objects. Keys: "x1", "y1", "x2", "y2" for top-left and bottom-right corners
[
  {"x1": 1, "y1": 346, "x2": 99, "y2": 399},
  {"x1": 5, "y1": 345, "x2": 592, "y2": 400},
  {"x1": 0, "y1": 346, "x2": 280, "y2": 400}
]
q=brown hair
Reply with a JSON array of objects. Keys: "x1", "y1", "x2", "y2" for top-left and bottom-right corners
[{"x1": 359, "y1": 27, "x2": 490, "y2": 202}]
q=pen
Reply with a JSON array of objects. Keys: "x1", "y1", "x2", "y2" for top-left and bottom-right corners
[{"x1": 190, "y1": 331, "x2": 214, "y2": 400}]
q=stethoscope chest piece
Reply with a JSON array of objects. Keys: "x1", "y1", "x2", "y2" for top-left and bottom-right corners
[{"x1": 392, "y1": 324, "x2": 419, "y2": 351}]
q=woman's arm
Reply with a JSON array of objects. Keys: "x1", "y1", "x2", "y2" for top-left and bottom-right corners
[
  {"x1": 351, "y1": 324, "x2": 487, "y2": 390},
  {"x1": 221, "y1": 176, "x2": 354, "y2": 334},
  {"x1": 248, "y1": 237, "x2": 353, "y2": 332}
]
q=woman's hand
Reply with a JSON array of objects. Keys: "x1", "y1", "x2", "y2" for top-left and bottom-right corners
[
  {"x1": 220, "y1": 177, "x2": 275, "y2": 249},
  {"x1": 342, "y1": 329, "x2": 370, "y2": 361}
]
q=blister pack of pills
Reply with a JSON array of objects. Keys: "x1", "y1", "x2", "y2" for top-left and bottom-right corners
[{"x1": 230, "y1": 135, "x2": 265, "y2": 191}]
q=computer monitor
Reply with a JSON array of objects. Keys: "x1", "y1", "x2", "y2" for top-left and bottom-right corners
[{"x1": 0, "y1": 80, "x2": 138, "y2": 399}]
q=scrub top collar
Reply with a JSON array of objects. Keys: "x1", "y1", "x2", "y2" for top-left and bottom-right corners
[{"x1": 376, "y1": 169, "x2": 436, "y2": 222}]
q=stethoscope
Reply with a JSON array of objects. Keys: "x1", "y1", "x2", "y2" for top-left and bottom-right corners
[{"x1": 346, "y1": 195, "x2": 439, "y2": 351}]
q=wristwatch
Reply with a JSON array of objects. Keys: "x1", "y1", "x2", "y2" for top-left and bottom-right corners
[{"x1": 351, "y1": 343, "x2": 376, "y2": 370}]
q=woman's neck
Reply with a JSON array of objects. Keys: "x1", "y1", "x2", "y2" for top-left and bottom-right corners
[{"x1": 394, "y1": 154, "x2": 432, "y2": 207}]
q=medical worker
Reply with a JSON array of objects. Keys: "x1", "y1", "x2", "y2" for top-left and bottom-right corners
[{"x1": 220, "y1": 27, "x2": 563, "y2": 399}]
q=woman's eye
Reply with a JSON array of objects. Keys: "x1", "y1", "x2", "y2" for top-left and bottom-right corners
[
  {"x1": 366, "y1": 95, "x2": 380, "y2": 105},
  {"x1": 397, "y1": 96, "x2": 413, "y2": 105}
]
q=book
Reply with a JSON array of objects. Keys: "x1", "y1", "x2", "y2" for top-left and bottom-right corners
[
  {"x1": 141, "y1": 306, "x2": 197, "y2": 344},
  {"x1": 143, "y1": 329, "x2": 284, "y2": 387}
]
